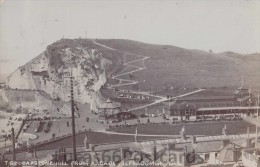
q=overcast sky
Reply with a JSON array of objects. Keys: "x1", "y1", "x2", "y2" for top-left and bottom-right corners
[{"x1": 0, "y1": 0, "x2": 259, "y2": 76}]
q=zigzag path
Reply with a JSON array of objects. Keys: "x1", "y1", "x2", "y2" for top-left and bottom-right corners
[{"x1": 93, "y1": 41, "x2": 204, "y2": 111}]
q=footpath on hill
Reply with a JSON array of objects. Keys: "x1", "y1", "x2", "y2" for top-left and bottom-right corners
[{"x1": 93, "y1": 41, "x2": 204, "y2": 112}]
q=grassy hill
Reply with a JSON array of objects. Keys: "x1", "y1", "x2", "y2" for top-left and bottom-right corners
[
  {"x1": 96, "y1": 39, "x2": 260, "y2": 91},
  {"x1": 218, "y1": 51, "x2": 260, "y2": 61},
  {"x1": 3, "y1": 38, "x2": 259, "y2": 99}
]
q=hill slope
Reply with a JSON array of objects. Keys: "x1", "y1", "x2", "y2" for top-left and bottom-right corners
[{"x1": 96, "y1": 39, "x2": 260, "y2": 91}]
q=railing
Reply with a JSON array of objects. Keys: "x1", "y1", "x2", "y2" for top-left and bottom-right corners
[
  {"x1": 26, "y1": 128, "x2": 90, "y2": 149},
  {"x1": 16, "y1": 119, "x2": 26, "y2": 139},
  {"x1": 138, "y1": 134, "x2": 257, "y2": 146},
  {"x1": 85, "y1": 133, "x2": 257, "y2": 150}
]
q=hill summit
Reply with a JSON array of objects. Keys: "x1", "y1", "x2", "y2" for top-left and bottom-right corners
[{"x1": 4, "y1": 39, "x2": 114, "y2": 111}]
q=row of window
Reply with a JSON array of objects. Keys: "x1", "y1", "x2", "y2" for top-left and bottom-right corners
[{"x1": 169, "y1": 109, "x2": 256, "y2": 116}]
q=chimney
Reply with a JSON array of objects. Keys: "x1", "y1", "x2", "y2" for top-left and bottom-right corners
[
  {"x1": 152, "y1": 143, "x2": 157, "y2": 162},
  {"x1": 222, "y1": 125, "x2": 227, "y2": 135},
  {"x1": 135, "y1": 126, "x2": 138, "y2": 142},
  {"x1": 222, "y1": 140, "x2": 230, "y2": 147},
  {"x1": 120, "y1": 148, "x2": 124, "y2": 162},
  {"x1": 84, "y1": 134, "x2": 90, "y2": 150},
  {"x1": 90, "y1": 144, "x2": 96, "y2": 163},
  {"x1": 232, "y1": 144, "x2": 237, "y2": 162},
  {"x1": 191, "y1": 136, "x2": 196, "y2": 144},
  {"x1": 34, "y1": 149, "x2": 37, "y2": 159},
  {"x1": 247, "y1": 126, "x2": 250, "y2": 137},
  {"x1": 180, "y1": 126, "x2": 186, "y2": 140},
  {"x1": 245, "y1": 138, "x2": 251, "y2": 148},
  {"x1": 124, "y1": 148, "x2": 131, "y2": 160},
  {"x1": 166, "y1": 144, "x2": 171, "y2": 163}
]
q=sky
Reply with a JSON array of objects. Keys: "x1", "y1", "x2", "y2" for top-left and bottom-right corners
[{"x1": 0, "y1": 0, "x2": 259, "y2": 76}]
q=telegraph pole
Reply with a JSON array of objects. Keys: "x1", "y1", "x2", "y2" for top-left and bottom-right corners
[
  {"x1": 63, "y1": 68, "x2": 83, "y2": 161},
  {"x1": 256, "y1": 93, "x2": 259, "y2": 148},
  {"x1": 11, "y1": 127, "x2": 16, "y2": 161},
  {"x1": 63, "y1": 69, "x2": 77, "y2": 161},
  {"x1": 70, "y1": 74, "x2": 77, "y2": 161}
]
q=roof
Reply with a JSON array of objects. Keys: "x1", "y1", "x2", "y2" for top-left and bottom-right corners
[
  {"x1": 140, "y1": 144, "x2": 165, "y2": 155},
  {"x1": 237, "y1": 96, "x2": 250, "y2": 102},
  {"x1": 87, "y1": 139, "x2": 225, "y2": 154},
  {"x1": 170, "y1": 102, "x2": 197, "y2": 110},
  {"x1": 175, "y1": 140, "x2": 223, "y2": 153},
  {"x1": 178, "y1": 96, "x2": 235, "y2": 101},
  {"x1": 216, "y1": 143, "x2": 243, "y2": 162},
  {"x1": 98, "y1": 98, "x2": 121, "y2": 109},
  {"x1": 170, "y1": 99, "x2": 241, "y2": 110},
  {"x1": 94, "y1": 142, "x2": 140, "y2": 151},
  {"x1": 197, "y1": 106, "x2": 260, "y2": 111}
]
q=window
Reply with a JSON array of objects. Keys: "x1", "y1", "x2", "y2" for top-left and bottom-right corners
[
  {"x1": 205, "y1": 154, "x2": 210, "y2": 161},
  {"x1": 212, "y1": 110, "x2": 219, "y2": 115}
]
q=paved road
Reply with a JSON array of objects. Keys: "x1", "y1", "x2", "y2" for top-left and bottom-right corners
[
  {"x1": 128, "y1": 89, "x2": 205, "y2": 111},
  {"x1": 96, "y1": 130, "x2": 180, "y2": 137}
]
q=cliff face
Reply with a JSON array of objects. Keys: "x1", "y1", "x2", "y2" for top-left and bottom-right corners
[{"x1": 5, "y1": 39, "x2": 112, "y2": 111}]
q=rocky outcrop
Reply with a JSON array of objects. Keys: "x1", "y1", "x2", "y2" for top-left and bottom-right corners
[{"x1": 5, "y1": 39, "x2": 112, "y2": 111}]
